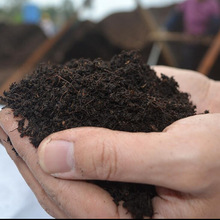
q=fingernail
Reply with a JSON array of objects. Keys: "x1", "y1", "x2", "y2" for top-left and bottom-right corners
[{"x1": 39, "y1": 139, "x2": 75, "y2": 174}]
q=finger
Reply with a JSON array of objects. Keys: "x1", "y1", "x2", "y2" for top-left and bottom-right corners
[
  {"x1": 0, "y1": 108, "x2": 131, "y2": 218},
  {"x1": 0, "y1": 127, "x2": 68, "y2": 218},
  {"x1": 38, "y1": 112, "x2": 220, "y2": 194},
  {"x1": 152, "y1": 186, "x2": 219, "y2": 218}
]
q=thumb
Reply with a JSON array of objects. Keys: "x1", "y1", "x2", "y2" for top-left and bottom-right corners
[
  {"x1": 38, "y1": 127, "x2": 139, "y2": 180},
  {"x1": 38, "y1": 126, "x2": 170, "y2": 183},
  {"x1": 38, "y1": 127, "x2": 124, "y2": 180},
  {"x1": 38, "y1": 126, "x2": 190, "y2": 191}
]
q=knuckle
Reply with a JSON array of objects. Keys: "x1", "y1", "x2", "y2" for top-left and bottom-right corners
[{"x1": 92, "y1": 138, "x2": 118, "y2": 180}]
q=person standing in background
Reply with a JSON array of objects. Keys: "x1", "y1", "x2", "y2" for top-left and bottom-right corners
[
  {"x1": 40, "y1": 13, "x2": 56, "y2": 37},
  {"x1": 166, "y1": 0, "x2": 220, "y2": 70}
]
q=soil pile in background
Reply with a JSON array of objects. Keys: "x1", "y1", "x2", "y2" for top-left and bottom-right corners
[
  {"x1": 0, "y1": 23, "x2": 47, "y2": 87},
  {"x1": 1, "y1": 3, "x2": 219, "y2": 95},
  {"x1": 46, "y1": 5, "x2": 220, "y2": 80},
  {"x1": 0, "y1": 6, "x2": 173, "y2": 101},
  {"x1": 98, "y1": 9, "x2": 151, "y2": 50},
  {"x1": 0, "y1": 23, "x2": 47, "y2": 67},
  {"x1": 44, "y1": 20, "x2": 122, "y2": 64},
  {"x1": 1, "y1": 50, "x2": 196, "y2": 218},
  {"x1": 44, "y1": 6, "x2": 176, "y2": 65}
]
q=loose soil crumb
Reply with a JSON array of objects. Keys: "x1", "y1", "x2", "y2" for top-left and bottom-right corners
[{"x1": 1, "y1": 50, "x2": 196, "y2": 218}]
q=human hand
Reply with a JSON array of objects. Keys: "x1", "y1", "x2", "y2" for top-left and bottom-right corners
[
  {"x1": 0, "y1": 109, "x2": 132, "y2": 218},
  {"x1": 152, "y1": 66, "x2": 220, "y2": 113},
  {"x1": 1, "y1": 66, "x2": 220, "y2": 218},
  {"x1": 1, "y1": 108, "x2": 220, "y2": 218}
]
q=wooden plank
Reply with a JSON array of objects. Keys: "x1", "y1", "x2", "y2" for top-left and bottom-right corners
[
  {"x1": 135, "y1": 0, "x2": 177, "y2": 67},
  {"x1": 146, "y1": 31, "x2": 213, "y2": 46},
  {"x1": 145, "y1": 32, "x2": 213, "y2": 65},
  {"x1": 197, "y1": 30, "x2": 220, "y2": 75}
]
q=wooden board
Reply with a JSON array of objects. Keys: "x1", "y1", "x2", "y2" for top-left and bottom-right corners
[{"x1": 197, "y1": 30, "x2": 220, "y2": 75}]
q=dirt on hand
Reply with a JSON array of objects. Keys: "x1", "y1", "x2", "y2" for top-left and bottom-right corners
[{"x1": 1, "y1": 50, "x2": 196, "y2": 219}]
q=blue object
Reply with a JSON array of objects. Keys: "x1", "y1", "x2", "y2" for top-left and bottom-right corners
[
  {"x1": 165, "y1": 9, "x2": 183, "y2": 32},
  {"x1": 22, "y1": 3, "x2": 41, "y2": 24}
]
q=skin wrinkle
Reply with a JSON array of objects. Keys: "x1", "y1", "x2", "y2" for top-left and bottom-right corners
[
  {"x1": 153, "y1": 193, "x2": 206, "y2": 218},
  {"x1": 188, "y1": 197, "x2": 207, "y2": 217},
  {"x1": 113, "y1": 138, "x2": 118, "y2": 181},
  {"x1": 66, "y1": 142, "x2": 74, "y2": 172},
  {"x1": 101, "y1": 136, "x2": 118, "y2": 181},
  {"x1": 95, "y1": 137, "x2": 113, "y2": 180},
  {"x1": 38, "y1": 177, "x2": 80, "y2": 218},
  {"x1": 103, "y1": 139, "x2": 113, "y2": 181},
  {"x1": 48, "y1": 185, "x2": 73, "y2": 218}
]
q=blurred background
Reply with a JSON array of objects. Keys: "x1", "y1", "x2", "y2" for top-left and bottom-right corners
[
  {"x1": 0, "y1": 0, "x2": 220, "y2": 218},
  {"x1": 0, "y1": 0, "x2": 220, "y2": 98}
]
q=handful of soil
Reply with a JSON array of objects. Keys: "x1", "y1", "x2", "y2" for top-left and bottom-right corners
[{"x1": 1, "y1": 50, "x2": 196, "y2": 218}]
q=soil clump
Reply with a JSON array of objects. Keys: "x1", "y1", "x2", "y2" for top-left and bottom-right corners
[{"x1": 1, "y1": 50, "x2": 196, "y2": 219}]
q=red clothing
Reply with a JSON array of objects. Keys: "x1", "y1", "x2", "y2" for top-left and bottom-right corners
[{"x1": 177, "y1": 0, "x2": 220, "y2": 35}]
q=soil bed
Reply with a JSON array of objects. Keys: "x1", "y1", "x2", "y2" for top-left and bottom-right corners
[
  {"x1": 0, "y1": 23, "x2": 47, "y2": 67},
  {"x1": 1, "y1": 50, "x2": 196, "y2": 218}
]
